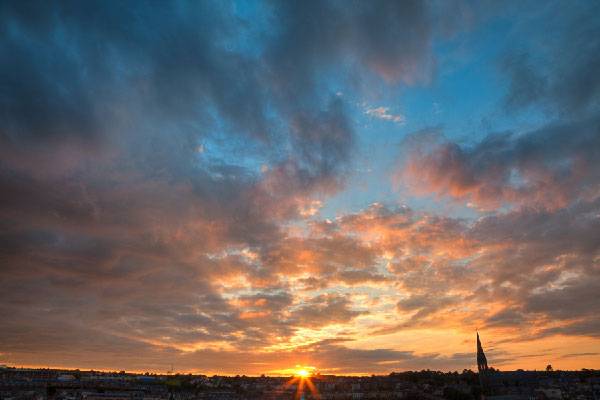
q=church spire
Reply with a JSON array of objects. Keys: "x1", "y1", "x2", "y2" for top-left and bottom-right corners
[
  {"x1": 477, "y1": 332, "x2": 490, "y2": 396},
  {"x1": 477, "y1": 332, "x2": 488, "y2": 373}
]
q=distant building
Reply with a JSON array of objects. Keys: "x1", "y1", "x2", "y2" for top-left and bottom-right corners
[{"x1": 477, "y1": 332, "x2": 490, "y2": 397}]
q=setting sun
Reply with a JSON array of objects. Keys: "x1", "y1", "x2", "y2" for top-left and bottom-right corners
[
  {"x1": 287, "y1": 366, "x2": 319, "y2": 399},
  {"x1": 291, "y1": 365, "x2": 316, "y2": 378}
]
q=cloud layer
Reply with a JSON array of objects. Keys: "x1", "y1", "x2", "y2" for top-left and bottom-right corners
[{"x1": 1, "y1": 0, "x2": 600, "y2": 374}]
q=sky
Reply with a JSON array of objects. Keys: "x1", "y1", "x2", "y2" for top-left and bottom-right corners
[{"x1": 1, "y1": 0, "x2": 600, "y2": 375}]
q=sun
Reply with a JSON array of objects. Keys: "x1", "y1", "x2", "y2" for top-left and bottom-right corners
[
  {"x1": 286, "y1": 366, "x2": 319, "y2": 399},
  {"x1": 296, "y1": 368, "x2": 310, "y2": 378},
  {"x1": 293, "y1": 365, "x2": 315, "y2": 378}
]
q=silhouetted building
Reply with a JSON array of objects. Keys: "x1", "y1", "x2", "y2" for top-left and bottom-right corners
[{"x1": 477, "y1": 332, "x2": 490, "y2": 397}]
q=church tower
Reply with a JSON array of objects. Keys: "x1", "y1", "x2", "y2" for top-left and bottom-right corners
[{"x1": 477, "y1": 332, "x2": 490, "y2": 396}]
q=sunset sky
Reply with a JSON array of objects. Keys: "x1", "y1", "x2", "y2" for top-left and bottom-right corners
[{"x1": 1, "y1": 0, "x2": 600, "y2": 375}]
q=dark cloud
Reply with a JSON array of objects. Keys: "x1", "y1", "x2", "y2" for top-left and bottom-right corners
[
  {"x1": 525, "y1": 277, "x2": 600, "y2": 321},
  {"x1": 400, "y1": 293, "x2": 463, "y2": 322},
  {"x1": 537, "y1": 319, "x2": 600, "y2": 339},
  {"x1": 501, "y1": 53, "x2": 547, "y2": 112},
  {"x1": 0, "y1": 0, "x2": 264, "y2": 145},
  {"x1": 266, "y1": 0, "x2": 436, "y2": 100},
  {"x1": 290, "y1": 294, "x2": 365, "y2": 328},
  {"x1": 501, "y1": 1, "x2": 600, "y2": 114},
  {"x1": 290, "y1": 99, "x2": 354, "y2": 182},
  {"x1": 485, "y1": 308, "x2": 525, "y2": 328},
  {"x1": 400, "y1": 116, "x2": 600, "y2": 210}
]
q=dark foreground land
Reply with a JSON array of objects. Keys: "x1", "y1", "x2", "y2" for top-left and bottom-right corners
[{"x1": 1, "y1": 366, "x2": 599, "y2": 400}]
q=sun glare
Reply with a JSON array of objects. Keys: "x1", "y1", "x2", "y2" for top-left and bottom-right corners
[
  {"x1": 292, "y1": 365, "x2": 315, "y2": 378},
  {"x1": 286, "y1": 366, "x2": 319, "y2": 399}
]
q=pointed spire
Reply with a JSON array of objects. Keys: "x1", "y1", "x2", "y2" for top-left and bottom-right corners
[
  {"x1": 477, "y1": 332, "x2": 490, "y2": 395},
  {"x1": 477, "y1": 331, "x2": 488, "y2": 372}
]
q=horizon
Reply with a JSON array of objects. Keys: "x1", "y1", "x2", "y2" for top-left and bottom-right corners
[
  {"x1": 2, "y1": 364, "x2": 594, "y2": 377},
  {"x1": 1, "y1": 0, "x2": 600, "y2": 376}
]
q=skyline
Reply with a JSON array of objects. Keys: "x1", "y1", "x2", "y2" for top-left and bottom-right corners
[
  {"x1": 0, "y1": 333, "x2": 541, "y2": 377},
  {"x1": 1, "y1": 0, "x2": 600, "y2": 375}
]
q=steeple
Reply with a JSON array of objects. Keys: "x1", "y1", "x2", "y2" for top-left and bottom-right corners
[
  {"x1": 477, "y1": 332, "x2": 490, "y2": 396},
  {"x1": 477, "y1": 332, "x2": 488, "y2": 373}
]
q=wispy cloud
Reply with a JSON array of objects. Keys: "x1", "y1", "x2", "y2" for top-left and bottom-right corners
[{"x1": 365, "y1": 106, "x2": 406, "y2": 124}]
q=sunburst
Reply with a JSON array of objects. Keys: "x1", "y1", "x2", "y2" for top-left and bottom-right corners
[{"x1": 284, "y1": 366, "x2": 319, "y2": 399}]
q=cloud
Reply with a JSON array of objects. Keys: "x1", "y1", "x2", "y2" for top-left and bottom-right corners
[
  {"x1": 398, "y1": 116, "x2": 600, "y2": 210},
  {"x1": 501, "y1": 53, "x2": 548, "y2": 112},
  {"x1": 397, "y1": 293, "x2": 462, "y2": 321},
  {"x1": 485, "y1": 308, "x2": 525, "y2": 328},
  {"x1": 524, "y1": 276, "x2": 600, "y2": 321},
  {"x1": 398, "y1": 3, "x2": 600, "y2": 212},
  {"x1": 560, "y1": 352, "x2": 600, "y2": 359},
  {"x1": 0, "y1": 0, "x2": 464, "y2": 372},
  {"x1": 290, "y1": 294, "x2": 366, "y2": 328},
  {"x1": 264, "y1": 0, "x2": 441, "y2": 93},
  {"x1": 1, "y1": 0, "x2": 600, "y2": 374},
  {"x1": 365, "y1": 106, "x2": 406, "y2": 124},
  {"x1": 537, "y1": 319, "x2": 600, "y2": 339},
  {"x1": 500, "y1": 2, "x2": 600, "y2": 115},
  {"x1": 328, "y1": 200, "x2": 600, "y2": 342},
  {"x1": 1, "y1": 193, "x2": 599, "y2": 371}
]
